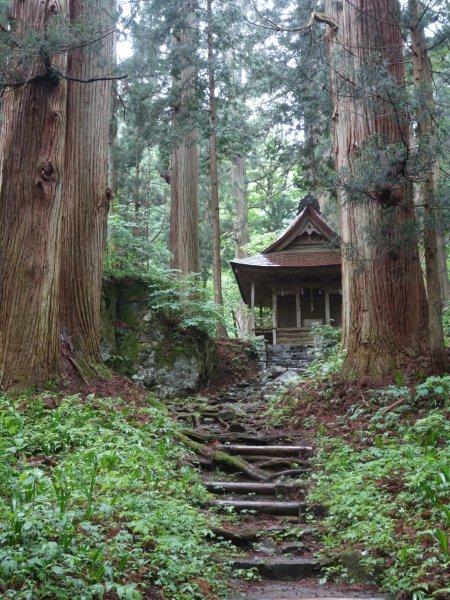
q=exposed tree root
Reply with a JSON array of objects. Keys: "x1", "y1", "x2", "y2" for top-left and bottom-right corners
[
  {"x1": 181, "y1": 428, "x2": 276, "y2": 445},
  {"x1": 66, "y1": 352, "x2": 111, "y2": 384},
  {"x1": 265, "y1": 468, "x2": 309, "y2": 481},
  {"x1": 176, "y1": 433, "x2": 269, "y2": 481},
  {"x1": 146, "y1": 396, "x2": 269, "y2": 481},
  {"x1": 210, "y1": 526, "x2": 258, "y2": 545}
]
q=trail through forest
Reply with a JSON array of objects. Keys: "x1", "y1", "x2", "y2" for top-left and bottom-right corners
[{"x1": 168, "y1": 357, "x2": 385, "y2": 599}]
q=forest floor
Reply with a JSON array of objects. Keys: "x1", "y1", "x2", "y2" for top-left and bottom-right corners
[{"x1": 1, "y1": 340, "x2": 447, "y2": 599}]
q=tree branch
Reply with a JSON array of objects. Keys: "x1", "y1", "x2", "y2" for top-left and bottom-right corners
[
  {"x1": 60, "y1": 72, "x2": 128, "y2": 84},
  {"x1": 249, "y1": 1, "x2": 338, "y2": 34},
  {"x1": 1, "y1": 69, "x2": 127, "y2": 90}
]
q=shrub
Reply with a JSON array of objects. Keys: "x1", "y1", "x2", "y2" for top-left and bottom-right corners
[
  {"x1": 416, "y1": 375, "x2": 450, "y2": 405},
  {"x1": 146, "y1": 266, "x2": 223, "y2": 336},
  {"x1": 310, "y1": 322, "x2": 341, "y2": 350}
]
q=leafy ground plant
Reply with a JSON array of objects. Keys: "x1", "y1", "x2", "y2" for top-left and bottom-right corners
[
  {"x1": 309, "y1": 380, "x2": 450, "y2": 599},
  {"x1": 0, "y1": 393, "x2": 229, "y2": 599}
]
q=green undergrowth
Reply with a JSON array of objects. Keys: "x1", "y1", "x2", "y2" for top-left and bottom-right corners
[
  {"x1": 311, "y1": 390, "x2": 450, "y2": 599},
  {"x1": 444, "y1": 304, "x2": 450, "y2": 347},
  {"x1": 0, "y1": 393, "x2": 229, "y2": 599},
  {"x1": 268, "y1": 325, "x2": 450, "y2": 598}
]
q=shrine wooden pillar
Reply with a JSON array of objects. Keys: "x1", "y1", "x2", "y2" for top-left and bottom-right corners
[
  {"x1": 250, "y1": 280, "x2": 255, "y2": 334},
  {"x1": 272, "y1": 290, "x2": 277, "y2": 344},
  {"x1": 295, "y1": 286, "x2": 302, "y2": 328},
  {"x1": 325, "y1": 290, "x2": 331, "y2": 325}
]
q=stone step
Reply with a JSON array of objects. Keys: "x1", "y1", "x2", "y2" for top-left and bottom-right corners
[
  {"x1": 212, "y1": 523, "x2": 315, "y2": 545},
  {"x1": 268, "y1": 362, "x2": 308, "y2": 368},
  {"x1": 187, "y1": 431, "x2": 292, "y2": 445},
  {"x1": 205, "y1": 481, "x2": 298, "y2": 495},
  {"x1": 232, "y1": 556, "x2": 320, "y2": 579},
  {"x1": 219, "y1": 444, "x2": 313, "y2": 457},
  {"x1": 253, "y1": 458, "x2": 310, "y2": 471},
  {"x1": 209, "y1": 499, "x2": 305, "y2": 516}
]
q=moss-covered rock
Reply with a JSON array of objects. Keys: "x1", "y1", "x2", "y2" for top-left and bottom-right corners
[{"x1": 101, "y1": 278, "x2": 219, "y2": 397}]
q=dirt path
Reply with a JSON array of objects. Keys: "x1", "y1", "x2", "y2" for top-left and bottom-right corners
[{"x1": 171, "y1": 365, "x2": 384, "y2": 600}]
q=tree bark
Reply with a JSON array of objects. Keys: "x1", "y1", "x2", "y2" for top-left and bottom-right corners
[
  {"x1": 232, "y1": 155, "x2": 251, "y2": 337},
  {"x1": 207, "y1": 0, "x2": 224, "y2": 308},
  {"x1": 232, "y1": 156, "x2": 249, "y2": 259},
  {"x1": 324, "y1": 0, "x2": 429, "y2": 376},
  {"x1": 59, "y1": 0, "x2": 115, "y2": 378},
  {"x1": 169, "y1": 2, "x2": 200, "y2": 275},
  {"x1": 409, "y1": 0, "x2": 447, "y2": 372},
  {"x1": 437, "y1": 230, "x2": 450, "y2": 303},
  {"x1": 206, "y1": 0, "x2": 228, "y2": 337},
  {"x1": 0, "y1": 0, "x2": 68, "y2": 388}
]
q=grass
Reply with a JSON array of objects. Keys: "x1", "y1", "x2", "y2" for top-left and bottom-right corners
[{"x1": 0, "y1": 393, "x2": 229, "y2": 599}]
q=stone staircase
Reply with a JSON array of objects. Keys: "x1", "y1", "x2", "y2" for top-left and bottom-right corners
[
  {"x1": 267, "y1": 344, "x2": 311, "y2": 371},
  {"x1": 170, "y1": 372, "x2": 383, "y2": 599},
  {"x1": 205, "y1": 441, "x2": 321, "y2": 580},
  {"x1": 201, "y1": 432, "x2": 382, "y2": 599}
]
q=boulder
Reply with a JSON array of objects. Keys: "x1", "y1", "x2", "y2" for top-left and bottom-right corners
[{"x1": 102, "y1": 278, "x2": 219, "y2": 398}]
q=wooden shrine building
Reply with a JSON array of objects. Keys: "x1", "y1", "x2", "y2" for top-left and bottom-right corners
[{"x1": 231, "y1": 195, "x2": 342, "y2": 345}]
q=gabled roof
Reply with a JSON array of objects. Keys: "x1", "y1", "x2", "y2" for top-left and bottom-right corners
[
  {"x1": 231, "y1": 205, "x2": 340, "y2": 272},
  {"x1": 262, "y1": 204, "x2": 338, "y2": 254},
  {"x1": 231, "y1": 251, "x2": 341, "y2": 270}
]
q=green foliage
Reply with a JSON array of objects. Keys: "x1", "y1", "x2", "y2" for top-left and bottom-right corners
[
  {"x1": 416, "y1": 375, "x2": 450, "y2": 404},
  {"x1": 104, "y1": 213, "x2": 171, "y2": 281},
  {"x1": 311, "y1": 323, "x2": 341, "y2": 350},
  {"x1": 309, "y1": 378, "x2": 450, "y2": 598},
  {"x1": 443, "y1": 304, "x2": 450, "y2": 347},
  {"x1": 308, "y1": 324, "x2": 345, "y2": 378},
  {"x1": 307, "y1": 345, "x2": 346, "y2": 379},
  {"x1": 264, "y1": 391, "x2": 300, "y2": 428},
  {"x1": 146, "y1": 266, "x2": 223, "y2": 336},
  {"x1": 0, "y1": 394, "x2": 228, "y2": 599}
]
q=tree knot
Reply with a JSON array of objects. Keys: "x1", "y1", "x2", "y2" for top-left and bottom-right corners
[{"x1": 40, "y1": 161, "x2": 56, "y2": 182}]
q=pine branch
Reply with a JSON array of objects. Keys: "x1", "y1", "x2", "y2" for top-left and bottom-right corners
[
  {"x1": 249, "y1": 2, "x2": 338, "y2": 34},
  {"x1": 1, "y1": 69, "x2": 127, "y2": 89},
  {"x1": 60, "y1": 73, "x2": 128, "y2": 84}
]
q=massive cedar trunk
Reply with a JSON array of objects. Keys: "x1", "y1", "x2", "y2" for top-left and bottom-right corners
[
  {"x1": 0, "y1": 0, "x2": 68, "y2": 388},
  {"x1": 206, "y1": 0, "x2": 228, "y2": 337},
  {"x1": 232, "y1": 155, "x2": 251, "y2": 336},
  {"x1": 409, "y1": 0, "x2": 447, "y2": 371},
  {"x1": 59, "y1": 0, "x2": 114, "y2": 377},
  {"x1": 437, "y1": 232, "x2": 450, "y2": 303},
  {"x1": 207, "y1": 0, "x2": 224, "y2": 308},
  {"x1": 232, "y1": 156, "x2": 249, "y2": 260},
  {"x1": 324, "y1": 0, "x2": 428, "y2": 376},
  {"x1": 169, "y1": 2, "x2": 199, "y2": 275}
]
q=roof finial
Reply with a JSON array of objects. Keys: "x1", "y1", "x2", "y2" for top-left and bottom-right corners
[{"x1": 297, "y1": 193, "x2": 321, "y2": 215}]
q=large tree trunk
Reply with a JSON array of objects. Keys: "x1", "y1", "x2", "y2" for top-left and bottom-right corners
[
  {"x1": 0, "y1": 0, "x2": 68, "y2": 388},
  {"x1": 409, "y1": 0, "x2": 447, "y2": 371},
  {"x1": 324, "y1": 0, "x2": 429, "y2": 376},
  {"x1": 232, "y1": 155, "x2": 251, "y2": 337},
  {"x1": 207, "y1": 0, "x2": 223, "y2": 307},
  {"x1": 207, "y1": 0, "x2": 227, "y2": 337},
  {"x1": 437, "y1": 231, "x2": 450, "y2": 303},
  {"x1": 59, "y1": 0, "x2": 115, "y2": 378},
  {"x1": 169, "y1": 2, "x2": 199, "y2": 275},
  {"x1": 232, "y1": 156, "x2": 249, "y2": 259}
]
